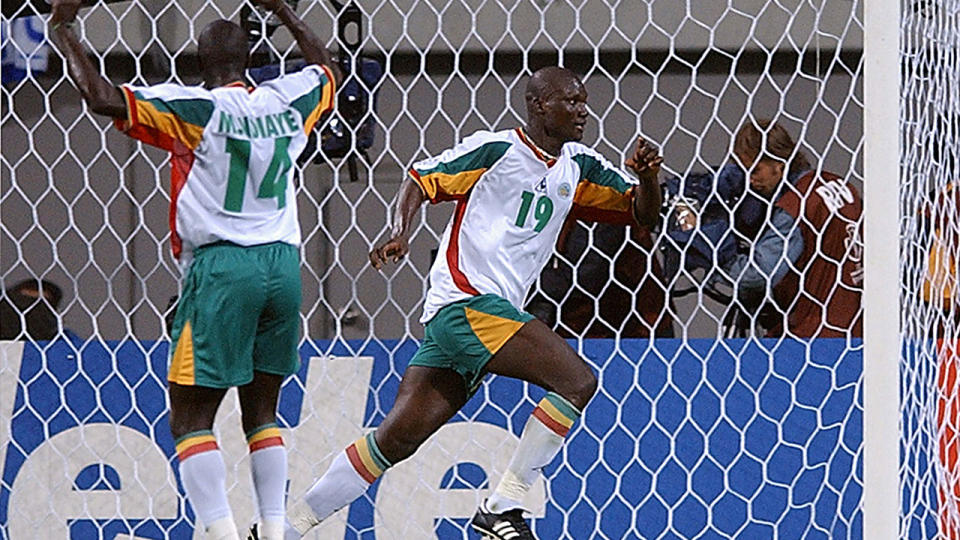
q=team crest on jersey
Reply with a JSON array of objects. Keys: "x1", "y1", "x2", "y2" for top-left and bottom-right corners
[
  {"x1": 558, "y1": 182, "x2": 572, "y2": 198},
  {"x1": 535, "y1": 177, "x2": 548, "y2": 193}
]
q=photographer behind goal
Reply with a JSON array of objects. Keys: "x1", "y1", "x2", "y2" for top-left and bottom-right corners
[{"x1": 662, "y1": 119, "x2": 863, "y2": 338}]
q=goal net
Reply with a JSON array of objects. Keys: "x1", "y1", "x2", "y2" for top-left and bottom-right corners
[
  {"x1": 900, "y1": 1, "x2": 960, "y2": 538},
  {"x1": 0, "y1": 0, "x2": 945, "y2": 538}
]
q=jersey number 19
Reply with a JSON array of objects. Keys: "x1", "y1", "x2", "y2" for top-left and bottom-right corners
[{"x1": 515, "y1": 190, "x2": 554, "y2": 233}]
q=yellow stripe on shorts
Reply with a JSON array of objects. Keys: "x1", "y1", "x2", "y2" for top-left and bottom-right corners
[
  {"x1": 169, "y1": 321, "x2": 196, "y2": 385},
  {"x1": 464, "y1": 307, "x2": 526, "y2": 355}
]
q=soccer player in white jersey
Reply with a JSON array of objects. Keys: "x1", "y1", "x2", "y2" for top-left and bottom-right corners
[
  {"x1": 48, "y1": 1, "x2": 338, "y2": 538},
  {"x1": 284, "y1": 66, "x2": 662, "y2": 539}
]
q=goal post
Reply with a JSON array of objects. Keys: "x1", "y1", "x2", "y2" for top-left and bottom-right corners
[{"x1": 862, "y1": 0, "x2": 900, "y2": 538}]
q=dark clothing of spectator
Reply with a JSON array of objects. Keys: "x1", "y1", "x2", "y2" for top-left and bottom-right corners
[
  {"x1": 0, "y1": 279, "x2": 66, "y2": 340},
  {"x1": 527, "y1": 220, "x2": 674, "y2": 338}
]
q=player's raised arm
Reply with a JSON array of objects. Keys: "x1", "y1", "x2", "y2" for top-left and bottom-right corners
[
  {"x1": 48, "y1": 0, "x2": 125, "y2": 118},
  {"x1": 369, "y1": 176, "x2": 428, "y2": 269},
  {"x1": 625, "y1": 137, "x2": 664, "y2": 228},
  {"x1": 254, "y1": 0, "x2": 341, "y2": 84}
]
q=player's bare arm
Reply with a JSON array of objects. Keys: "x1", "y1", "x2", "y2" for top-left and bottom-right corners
[
  {"x1": 256, "y1": 0, "x2": 342, "y2": 84},
  {"x1": 625, "y1": 137, "x2": 663, "y2": 228},
  {"x1": 369, "y1": 177, "x2": 428, "y2": 269},
  {"x1": 49, "y1": 0, "x2": 126, "y2": 118}
]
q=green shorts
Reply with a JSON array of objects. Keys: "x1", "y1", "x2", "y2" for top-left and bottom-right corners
[
  {"x1": 409, "y1": 294, "x2": 535, "y2": 393},
  {"x1": 168, "y1": 241, "x2": 301, "y2": 388}
]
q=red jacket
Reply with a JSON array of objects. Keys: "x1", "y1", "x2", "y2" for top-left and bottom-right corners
[{"x1": 770, "y1": 171, "x2": 863, "y2": 338}]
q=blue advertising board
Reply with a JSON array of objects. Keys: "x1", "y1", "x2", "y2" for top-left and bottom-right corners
[{"x1": 0, "y1": 338, "x2": 863, "y2": 539}]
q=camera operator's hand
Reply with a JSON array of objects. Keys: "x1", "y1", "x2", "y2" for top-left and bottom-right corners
[{"x1": 674, "y1": 200, "x2": 698, "y2": 231}]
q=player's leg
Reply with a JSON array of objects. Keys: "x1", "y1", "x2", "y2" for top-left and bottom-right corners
[
  {"x1": 372, "y1": 364, "x2": 470, "y2": 461},
  {"x1": 242, "y1": 242, "x2": 302, "y2": 540},
  {"x1": 169, "y1": 242, "x2": 265, "y2": 540},
  {"x1": 476, "y1": 317, "x2": 597, "y2": 537},
  {"x1": 486, "y1": 316, "x2": 597, "y2": 410},
  {"x1": 286, "y1": 364, "x2": 468, "y2": 537},
  {"x1": 168, "y1": 383, "x2": 236, "y2": 540},
  {"x1": 238, "y1": 372, "x2": 286, "y2": 540}
]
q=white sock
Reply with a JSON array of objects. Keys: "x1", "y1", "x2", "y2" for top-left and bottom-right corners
[
  {"x1": 176, "y1": 432, "x2": 235, "y2": 532},
  {"x1": 286, "y1": 433, "x2": 390, "y2": 537},
  {"x1": 205, "y1": 517, "x2": 240, "y2": 540},
  {"x1": 487, "y1": 393, "x2": 581, "y2": 513},
  {"x1": 247, "y1": 424, "x2": 288, "y2": 538}
]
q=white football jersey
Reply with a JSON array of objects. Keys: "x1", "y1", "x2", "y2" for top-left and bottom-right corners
[
  {"x1": 116, "y1": 65, "x2": 335, "y2": 261},
  {"x1": 411, "y1": 128, "x2": 640, "y2": 322}
]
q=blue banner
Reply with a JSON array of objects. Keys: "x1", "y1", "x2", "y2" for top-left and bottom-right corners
[{"x1": 0, "y1": 338, "x2": 863, "y2": 539}]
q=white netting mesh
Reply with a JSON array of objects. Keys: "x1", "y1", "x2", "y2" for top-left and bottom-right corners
[
  {"x1": 0, "y1": 0, "x2": 883, "y2": 538},
  {"x1": 900, "y1": 0, "x2": 960, "y2": 538}
]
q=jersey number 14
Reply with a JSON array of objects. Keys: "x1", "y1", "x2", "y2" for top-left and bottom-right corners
[{"x1": 223, "y1": 136, "x2": 293, "y2": 212}]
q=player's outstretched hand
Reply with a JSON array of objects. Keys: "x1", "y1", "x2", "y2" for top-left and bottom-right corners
[
  {"x1": 625, "y1": 137, "x2": 663, "y2": 181},
  {"x1": 50, "y1": 0, "x2": 82, "y2": 27},
  {"x1": 369, "y1": 237, "x2": 409, "y2": 270}
]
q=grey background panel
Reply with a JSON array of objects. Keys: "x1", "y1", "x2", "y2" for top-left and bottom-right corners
[
  {"x1": 1, "y1": 0, "x2": 863, "y2": 340},
  {"x1": 59, "y1": 0, "x2": 861, "y2": 55}
]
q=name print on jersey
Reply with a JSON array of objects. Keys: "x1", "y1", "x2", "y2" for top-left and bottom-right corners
[
  {"x1": 217, "y1": 110, "x2": 301, "y2": 138},
  {"x1": 815, "y1": 179, "x2": 855, "y2": 213}
]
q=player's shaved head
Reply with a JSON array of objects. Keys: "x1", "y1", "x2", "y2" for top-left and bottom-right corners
[
  {"x1": 197, "y1": 19, "x2": 248, "y2": 85},
  {"x1": 523, "y1": 66, "x2": 588, "y2": 152},
  {"x1": 525, "y1": 66, "x2": 582, "y2": 106}
]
